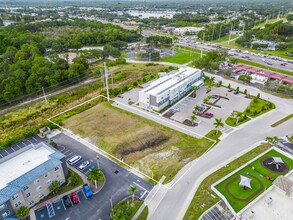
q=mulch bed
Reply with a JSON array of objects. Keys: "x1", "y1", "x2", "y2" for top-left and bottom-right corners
[
  {"x1": 261, "y1": 157, "x2": 289, "y2": 174},
  {"x1": 163, "y1": 112, "x2": 174, "y2": 119},
  {"x1": 183, "y1": 119, "x2": 198, "y2": 127},
  {"x1": 57, "y1": 145, "x2": 65, "y2": 151}
]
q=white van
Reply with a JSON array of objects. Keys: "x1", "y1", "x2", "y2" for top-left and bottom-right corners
[{"x1": 68, "y1": 155, "x2": 82, "y2": 165}]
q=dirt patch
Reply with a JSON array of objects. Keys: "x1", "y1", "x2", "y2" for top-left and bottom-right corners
[
  {"x1": 117, "y1": 131, "x2": 169, "y2": 157},
  {"x1": 163, "y1": 112, "x2": 174, "y2": 119}
]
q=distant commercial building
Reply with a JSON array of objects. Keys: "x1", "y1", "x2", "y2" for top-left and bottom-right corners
[
  {"x1": 174, "y1": 27, "x2": 204, "y2": 36},
  {"x1": 139, "y1": 67, "x2": 204, "y2": 111},
  {"x1": 0, "y1": 142, "x2": 68, "y2": 219}
]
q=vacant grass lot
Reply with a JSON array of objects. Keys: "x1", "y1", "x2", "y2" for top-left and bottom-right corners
[
  {"x1": 215, "y1": 149, "x2": 293, "y2": 212},
  {"x1": 62, "y1": 102, "x2": 212, "y2": 182},
  {"x1": 162, "y1": 47, "x2": 204, "y2": 64},
  {"x1": 0, "y1": 63, "x2": 168, "y2": 149}
]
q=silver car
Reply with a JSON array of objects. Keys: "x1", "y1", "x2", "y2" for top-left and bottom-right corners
[{"x1": 79, "y1": 161, "x2": 90, "y2": 170}]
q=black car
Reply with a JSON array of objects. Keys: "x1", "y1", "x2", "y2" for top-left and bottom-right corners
[{"x1": 63, "y1": 195, "x2": 72, "y2": 208}]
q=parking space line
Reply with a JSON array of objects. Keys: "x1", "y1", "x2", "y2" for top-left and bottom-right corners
[
  {"x1": 133, "y1": 182, "x2": 149, "y2": 192},
  {"x1": 5, "y1": 150, "x2": 9, "y2": 154},
  {"x1": 21, "y1": 142, "x2": 26, "y2": 146},
  {"x1": 61, "y1": 198, "x2": 66, "y2": 210},
  {"x1": 65, "y1": 152, "x2": 74, "y2": 158},
  {"x1": 64, "y1": 150, "x2": 70, "y2": 154},
  {"x1": 27, "y1": 139, "x2": 33, "y2": 145},
  {"x1": 16, "y1": 144, "x2": 21, "y2": 149},
  {"x1": 0, "y1": 154, "x2": 2, "y2": 158},
  {"x1": 81, "y1": 189, "x2": 87, "y2": 199},
  {"x1": 11, "y1": 147, "x2": 15, "y2": 152},
  {"x1": 32, "y1": 137, "x2": 38, "y2": 142}
]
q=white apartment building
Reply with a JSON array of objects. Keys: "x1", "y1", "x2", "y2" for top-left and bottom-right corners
[
  {"x1": 139, "y1": 67, "x2": 204, "y2": 111},
  {"x1": 0, "y1": 142, "x2": 68, "y2": 219}
]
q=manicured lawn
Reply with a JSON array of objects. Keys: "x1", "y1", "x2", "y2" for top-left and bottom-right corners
[
  {"x1": 60, "y1": 102, "x2": 212, "y2": 183},
  {"x1": 214, "y1": 149, "x2": 293, "y2": 212},
  {"x1": 137, "y1": 206, "x2": 148, "y2": 220},
  {"x1": 237, "y1": 59, "x2": 293, "y2": 77},
  {"x1": 183, "y1": 144, "x2": 272, "y2": 220},
  {"x1": 271, "y1": 114, "x2": 293, "y2": 127},
  {"x1": 111, "y1": 199, "x2": 143, "y2": 220},
  {"x1": 225, "y1": 115, "x2": 250, "y2": 127},
  {"x1": 162, "y1": 48, "x2": 202, "y2": 64},
  {"x1": 289, "y1": 136, "x2": 293, "y2": 143},
  {"x1": 205, "y1": 129, "x2": 223, "y2": 143}
]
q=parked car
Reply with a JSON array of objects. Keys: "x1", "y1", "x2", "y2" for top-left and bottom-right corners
[
  {"x1": 211, "y1": 95, "x2": 218, "y2": 99},
  {"x1": 70, "y1": 192, "x2": 79, "y2": 204},
  {"x1": 203, "y1": 112, "x2": 214, "y2": 117},
  {"x1": 233, "y1": 91, "x2": 239, "y2": 95},
  {"x1": 62, "y1": 195, "x2": 72, "y2": 208},
  {"x1": 87, "y1": 165, "x2": 97, "y2": 172},
  {"x1": 117, "y1": 95, "x2": 123, "y2": 98},
  {"x1": 173, "y1": 107, "x2": 180, "y2": 112},
  {"x1": 79, "y1": 161, "x2": 90, "y2": 170},
  {"x1": 83, "y1": 184, "x2": 93, "y2": 198},
  {"x1": 228, "y1": 89, "x2": 233, "y2": 92},
  {"x1": 68, "y1": 155, "x2": 82, "y2": 166}
]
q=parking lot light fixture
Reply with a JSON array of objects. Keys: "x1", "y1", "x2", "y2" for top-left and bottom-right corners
[{"x1": 96, "y1": 155, "x2": 100, "y2": 169}]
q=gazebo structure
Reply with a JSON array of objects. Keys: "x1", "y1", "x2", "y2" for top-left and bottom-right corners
[
  {"x1": 239, "y1": 175, "x2": 252, "y2": 189},
  {"x1": 268, "y1": 157, "x2": 284, "y2": 169}
]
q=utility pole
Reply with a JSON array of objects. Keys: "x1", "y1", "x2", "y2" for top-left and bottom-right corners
[
  {"x1": 228, "y1": 24, "x2": 233, "y2": 45},
  {"x1": 218, "y1": 23, "x2": 222, "y2": 40},
  {"x1": 104, "y1": 62, "x2": 110, "y2": 102},
  {"x1": 211, "y1": 25, "x2": 215, "y2": 41},
  {"x1": 42, "y1": 86, "x2": 47, "y2": 103},
  {"x1": 96, "y1": 155, "x2": 100, "y2": 169},
  {"x1": 201, "y1": 32, "x2": 205, "y2": 58},
  {"x1": 149, "y1": 52, "x2": 151, "y2": 62}
]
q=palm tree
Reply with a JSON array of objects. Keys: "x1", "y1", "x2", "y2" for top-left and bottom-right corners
[
  {"x1": 190, "y1": 114, "x2": 197, "y2": 125},
  {"x1": 232, "y1": 111, "x2": 242, "y2": 125},
  {"x1": 87, "y1": 168, "x2": 103, "y2": 189},
  {"x1": 272, "y1": 136, "x2": 279, "y2": 144},
  {"x1": 48, "y1": 181, "x2": 61, "y2": 195},
  {"x1": 192, "y1": 86, "x2": 197, "y2": 97},
  {"x1": 128, "y1": 186, "x2": 137, "y2": 202},
  {"x1": 213, "y1": 118, "x2": 224, "y2": 135},
  {"x1": 69, "y1": 171, "x2": 80, "y2": 187},
  {"x1": 265, "y1": 136, "x2": 273, "y2": 144},
  {"x1": 194, "y1": 105, "x2": 201, "y2": 114},
  {"x1": 16, "y1": 206, "x2": 29, "y2": 220}
]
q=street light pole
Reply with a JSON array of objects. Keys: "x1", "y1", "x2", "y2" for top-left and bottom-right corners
[{"x1": 96, "y1": 155, "x2": 100, "y2": 169}]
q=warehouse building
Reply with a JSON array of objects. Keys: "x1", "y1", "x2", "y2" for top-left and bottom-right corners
[
  {"x1": 0, "y1": 142, "x2": 68, "y2": 219},
  {"x1": 139, "y1": 67, "x2": 204, "y2": 111}
]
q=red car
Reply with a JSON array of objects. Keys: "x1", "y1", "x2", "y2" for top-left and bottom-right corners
[
  {"x1": 204, "y1": 112, "x2": 214, "y2": 117},
  {"x1": 70, "y1": 192, "x2": 79, "y2": 204}
]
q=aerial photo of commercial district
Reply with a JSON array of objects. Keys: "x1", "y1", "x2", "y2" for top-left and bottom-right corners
[{"x1": 0, "y1": 0, "x2": 293, "y2": 219}]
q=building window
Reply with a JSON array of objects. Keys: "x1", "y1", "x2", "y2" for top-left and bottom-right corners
[
  {"x1": 23, "y1": 185, "x2": 29, "y2": 191},
  {"x1": 39, "y1": 194, "x2": 44, "y2": 199},
  {"x1": 29, "y1": 200, "x2": 34, "y2": 206},
  {"x1": 44, "y1": 172, "x2": 50, "y2": 178},
  {"x1": 56, "y1": 173, "x2": 61, "y2": 179},
  {"x1": 11, "y1": 194, "x2": 18, "y2": 200},
  {"x1": 2, "y1": 211, "x2": 10, "y2": 218},
  {"x1": 36, "y1": 186, "x2": 42, "y2": 192},
  {"x1": 34, "y1": 179, "x2": 40, "y2": 185},
  {"x1": 0, "y1": 203, "x2": 7, "y2": 211},
  {"x1": 46, "y1": 179, "x2": 52, "y2": 185},
  {"x1": 54, "y1": 166, "x2": 59, "y2": 171},
  {"x1": 25, "y1": 192, "x2": 32, "y2": 198},
  {"x1": 15, "y1": 201, "x2": 21, "y2": 208}
]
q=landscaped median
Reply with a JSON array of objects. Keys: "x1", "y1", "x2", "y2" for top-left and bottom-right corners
[
  {"x1": 271, "y1": 114, "x2": 293, "y2": 127},
  {"x1": 225, "y1": 97, "x2": 275, "y2": 127},
  {"x1": 183, "y1": 143, "x2": 272, "y2": 220}
]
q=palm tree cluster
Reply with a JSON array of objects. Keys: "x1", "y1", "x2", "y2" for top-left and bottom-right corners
[
  {"x1": 265, "y1": 136, "x2": 279, "y2": 145},
  {"x1": 213, "y1": 118, "x2": 224, "y2": 135},
  {"x1": 87, "y1": 168, "x2": 103, "y2": 189}
]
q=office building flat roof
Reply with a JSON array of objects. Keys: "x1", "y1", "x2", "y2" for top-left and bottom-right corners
[
  {"x1": 0, "y1": 145, "x2": 54, "y2": 190},
  {"x1": 141, "y1": 67, "x2": 201, "y2": 96}
]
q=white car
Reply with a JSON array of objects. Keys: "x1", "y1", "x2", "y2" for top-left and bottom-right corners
[{"x1": 79, "y1": 161, "x2": 90, "y2": 170}]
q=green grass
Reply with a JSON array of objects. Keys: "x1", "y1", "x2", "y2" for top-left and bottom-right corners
[
  {"x1": 183, "y1": 143, "x2": 272, "y2": 220},
  {"x1": 289, "y1": 136, "x2": 293, "y2": 143},
  {"x1": 205, "y1": 130, "x2": 223, "y2": 143},
  {"x1": 225, "y1": 115, "x2": 250, "y2": 127},
  {"x1": 237, "y1": 59, "x2": 293, "y2": 77},
  {"x1": 137, "y1": 206, "x2": 148, "y2": 220},
  {"x1": 253, "y1": 18, "x2": 282, "y2": 29},
  {"x1": 60, "y1": 169, "x2": 84, "y2": 194},
  {"x1": 214, "y1": 149, "x2": 293, "y2": 212},
  {"x1": 162, "y1": 48, "x2": 202, "y2": 64},
  {"x1": 271, "y1": 114, "x2": 293, "y2": 127},
  {"x1": 111, "y1": 199, "x2": 143, "y2": 220},
  {"x1": 207, "y1": 34, "x2": 238, "y2": 44}
]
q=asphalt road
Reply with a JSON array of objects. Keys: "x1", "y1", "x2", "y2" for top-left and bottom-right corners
[
  {"x1": 38, "y1": 133, "x2": 153, "y2": 220},
  {"x1": 177, "y1": 42, "x2": 293, "y2": 72},
  {"x1": 146, "y1": 73, "x2": 293, "y2": 220}
]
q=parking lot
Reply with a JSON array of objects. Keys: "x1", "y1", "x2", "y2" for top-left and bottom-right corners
[
  {"x1": 34, "y1": 133, "x2": 153, "y2": 220},
  {"x1": 167, "y1": 86, "x2": 251, "y2": 135}
]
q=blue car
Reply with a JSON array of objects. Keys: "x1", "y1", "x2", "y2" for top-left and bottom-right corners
[{"x1": 83, "y1": 184, "x2": 93, "y2": 198}]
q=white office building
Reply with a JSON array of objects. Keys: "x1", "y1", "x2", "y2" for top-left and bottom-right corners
[{"x1": 139, "y1": 67, "x2": 204, "y2": 111}]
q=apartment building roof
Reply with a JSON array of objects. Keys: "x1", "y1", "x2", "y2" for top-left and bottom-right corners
[{"x1": 0, "y1": 142, "x2": 65, "y2": 204}]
